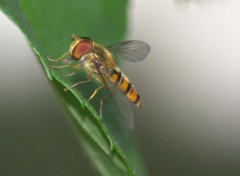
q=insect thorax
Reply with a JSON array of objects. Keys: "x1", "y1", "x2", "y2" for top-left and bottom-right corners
[{"x1": 92, "y1": 43, "x2": 116, "y2": 68}]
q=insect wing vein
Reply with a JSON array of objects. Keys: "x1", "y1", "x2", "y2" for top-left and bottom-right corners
[{"x1": 107, "y1": 40, "x2": 150, "y2": 62}]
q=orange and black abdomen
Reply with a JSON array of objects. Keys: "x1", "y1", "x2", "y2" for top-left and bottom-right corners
[{"x1": 109, "y1": 68, "x2": 142, "y2": 108}]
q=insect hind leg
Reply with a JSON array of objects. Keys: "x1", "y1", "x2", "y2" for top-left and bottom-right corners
[
  {"x1": 99, "y1": 94, "x2": 110, "y2": 118},
  {"x1": 88, "y1": 85, "x2": 104, "y2": 102},
  {"x1": 87, "y1": 85, "x2": 109, "y2": 118}
]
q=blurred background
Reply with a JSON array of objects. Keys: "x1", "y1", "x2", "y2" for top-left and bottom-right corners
[{"x1": 1, "y1": 0, "x2": 240, "y2": 175}]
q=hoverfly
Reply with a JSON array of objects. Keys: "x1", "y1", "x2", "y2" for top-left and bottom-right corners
[{"x1": 48, "y1": 35, "x2": 150, "y2": 129}]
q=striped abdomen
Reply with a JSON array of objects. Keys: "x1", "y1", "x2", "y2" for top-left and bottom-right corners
[{"x1": 108, "y1": 68, "x2": 142, "y2": 108}]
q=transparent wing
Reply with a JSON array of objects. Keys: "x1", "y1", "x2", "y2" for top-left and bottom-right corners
[
  {"x1": 107, "y1": 40, "x2": 150, "y2": 62},
  {"x1": 111, "y1": 89, "x2": 134, "y2": 129},
  {"x1": 96, "y1": 66, "x2": 134, "y2": 129}
]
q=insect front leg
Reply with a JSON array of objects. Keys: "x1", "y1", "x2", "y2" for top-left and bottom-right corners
[
  {"x1": 48, "y1": 55, "x2": 82, "y2": 73},
  {"x1": 47, "y1": 52, "x2": 69, "y2": 62},
  {"x1": 48, "y1": 51, "x2": 80, "y2": 70}
]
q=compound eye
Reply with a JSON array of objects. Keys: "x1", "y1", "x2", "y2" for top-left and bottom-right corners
[{"x1": 72, "y1": 40, "x2": 92, "y2": 60}]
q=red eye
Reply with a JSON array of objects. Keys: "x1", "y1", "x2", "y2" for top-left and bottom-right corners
[{"x1": 72, "y1": 40, "x2": 92, "y2": 60}]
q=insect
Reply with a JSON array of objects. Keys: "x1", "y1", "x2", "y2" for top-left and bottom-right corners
[{"x1": 48, "y1": 35, "x2": 150, "y2": 129}]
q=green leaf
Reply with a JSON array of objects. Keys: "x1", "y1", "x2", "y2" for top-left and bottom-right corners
[{"x1": 0, "y1": 0, "x2": 147, "y2": 176}]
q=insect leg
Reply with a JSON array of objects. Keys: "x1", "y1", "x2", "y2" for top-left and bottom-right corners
[
  {"x1": 47, "y1": 52, "x2": 69, "y2": 62},
  {"x1": 49, "y1": 62, "x2": 81, "y2": 69},
  {"x1": 88, "y1": 85, "x2": 104, "y2": 102},
  {"x1": 100, "y1": 94, "x2": 110, "y2": 118},
  {"x1": 49, "y1": 64, "x2": 69, "y2": 69},
  {"x1": 64, "y1": 79, "x2": 92, "y2": 92},
  {"x1": 64, "y1": 65, "x2": 82, "y2": 77},
  {"x1": 64, "y1": 69, "x2": 92, "y2": 92}
]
